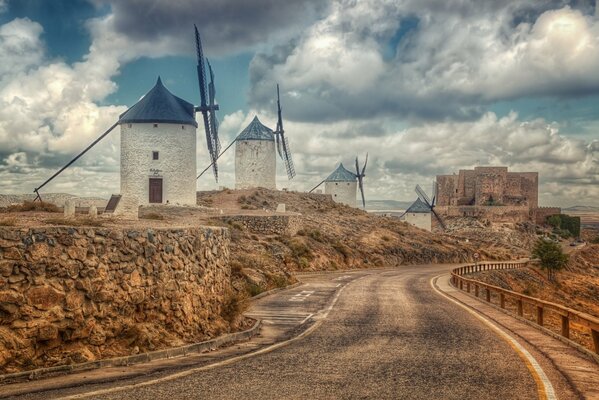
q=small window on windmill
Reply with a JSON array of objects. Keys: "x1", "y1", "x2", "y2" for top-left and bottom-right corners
[
  {"x1": 181, "y1": 125, "x2": 185, "y2": 130},
  {"x1": 335, "y1": 183, "x2": 338, "y2": 186},
  {"x1": 128, "y1": 124, "x2": 132, "y2": 128},
  {"x1": 152, "y1": 151, "x2": 159, "y2": 160},
  {"x1": 154, "y1": 123, "x2": 158, "y2": 128}
]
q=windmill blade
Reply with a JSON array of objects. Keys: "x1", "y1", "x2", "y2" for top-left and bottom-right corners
[
  {"x1": 431, "y1": 207, "x2": 447, "y2": 231},
  {"x1": 355, "y1": 156, "x2": 360, "y2": 177},
  {"x1": 415, "y1": 184, "x2": 432, "y2": 207},
  {"x1": 207, "y1": 60, "x2": 221, "y2": 156},
  {"x1": 280, "y1": 134, "x2": 296, "y2": 179},
  {"x1": 361, "y1": 153, "x2": 368, "y2": 176},
  {"x1": 357, "y1": 175, "x2": 366, "y2": 209},
  {"x1": 195, "y1": 25, "x2": 220, "y2": 181},
  {"x1": 274, "y1": 84, "x2": 295, "y2": 180}
]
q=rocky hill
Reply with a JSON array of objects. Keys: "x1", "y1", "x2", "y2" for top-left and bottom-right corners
[
  {"x1": 195, "y1": 189, "x2": 531, "y2": 297},
  {"x1": 0, "y1": 193, "x2": 107, "y2": 208},
  {"x1": 469, "y1": 243, "x2": 599, "y2": 318}
]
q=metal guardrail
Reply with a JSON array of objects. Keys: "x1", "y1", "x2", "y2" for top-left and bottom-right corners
[{"x1": 451, "y1": 260, "x2": 599, "y2": 355}]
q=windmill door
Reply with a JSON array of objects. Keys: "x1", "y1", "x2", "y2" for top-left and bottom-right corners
[{"x1": 149, "y1": 178, "x2": 163, "y2": 203}]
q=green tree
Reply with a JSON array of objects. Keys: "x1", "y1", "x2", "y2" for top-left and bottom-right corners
[{"x1": 532, "y1": 239, "x2": 568, "y2": 281}]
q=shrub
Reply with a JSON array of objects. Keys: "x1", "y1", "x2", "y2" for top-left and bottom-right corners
[
  {"x1": 288, "y1": 239, "x2": 313, "y2": 260},
  {"x1": 43, "y1": 217, "x2": 105, "y2": 227},
  {"x1": 7, "y1": 200, "x2": 59, "y2": 213},
  {"x1": 545, "y1": 214, "x2": 581, "y2": 238},
  {"x1": 141, "y1": 212, "x2": 165, "y2": 220},
  {"x1": 532, "y1": 239, "x2": 568, "y2": 281},
  {"x1": 246, "y1": 283, "x2": 264, "y2": 297},
  {"x1": 0, "y1": 217, "x2": 17, "y2": 226},
  {"x1": 220, "y1": 289, "x2": 249, "y2": 324}
]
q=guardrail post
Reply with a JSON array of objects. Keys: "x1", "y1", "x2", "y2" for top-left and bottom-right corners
[
  {"x1": 537, "y1": 306, "x2": 543, "y2": 326},
  {"x1": 500, "y1": 293, "x2": 505, "y2": 309},
  {"x1": 517, "y1": 299, "x2": 523, "y2": 316},
  {"x1": 466, "y1": 282, "x2": 470, "y2": 293},
  {"x1": 592, "y1": 330, "x2": 599, "y2": 355},
  {"x1": 485, "y1": 288, "x2": 491, "y2": 302},
  {"x1": 561, "y1": 315, "x2": 569, "y2": 339},
  {"x1": 474, "y1": 285, "x2": 479, "y2": 297},
  {"x1": 459, "y1": 280, "x2": 463, "y2": 290}
]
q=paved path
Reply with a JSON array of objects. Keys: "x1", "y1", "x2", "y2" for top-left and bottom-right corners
[{"x1": 4, "y1": 265, "x2": 591, "y2": 399}]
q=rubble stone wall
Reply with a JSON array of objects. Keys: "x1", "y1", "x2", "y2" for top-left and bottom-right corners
[
  {"x1": 218, "y1": 214, "x2": 302, "y2": 236},
  {"x1": 436, "y1": 205, "x2": 531, "y2": 223},
  {"x1": 0, "y1": 226, "x2": 230, "y2": 373},
  {"x1": 533, "y1": 207, "x2": 562, "y2": 225}
]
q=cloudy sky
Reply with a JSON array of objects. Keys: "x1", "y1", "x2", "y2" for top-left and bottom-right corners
[{"x1": 0, "y1": 0, "x2": 598, "y2": 207}]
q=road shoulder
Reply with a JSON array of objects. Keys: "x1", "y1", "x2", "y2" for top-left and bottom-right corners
[{"x1": 433, "y1": 273, "x2": 599, "y2": 400}]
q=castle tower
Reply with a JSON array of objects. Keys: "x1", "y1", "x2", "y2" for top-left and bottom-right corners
[
  {"x1": 118, "y1": 77, "x2": 198, "y2": 205},
  {"x1": 235, "y1": 116, "x2": 276, "y2": 190},
  {"x1": 324, "y1": 163, "x2": 357, "y2": 207}
]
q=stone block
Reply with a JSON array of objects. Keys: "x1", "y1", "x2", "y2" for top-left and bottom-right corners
[
  {"x1": 64, "y1": 199, "x2": 75, "y2": 218},
  {"x1": 276, "y1": 203, "x2": 286, "y2": 213}
]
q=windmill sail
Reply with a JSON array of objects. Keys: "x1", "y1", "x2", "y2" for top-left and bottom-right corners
[
  {"x1": 415, "y1": 184, "x2": 446, "y2": 230},
  {"x1": 355, "y1": 153, "x2": 368, "y2": 209},
  {"x1": 274, "y1": 84, "x2": 296, "y2": 180},
  {"x1": 194, "y1": 25, "x2": 220, "y2": 181}
]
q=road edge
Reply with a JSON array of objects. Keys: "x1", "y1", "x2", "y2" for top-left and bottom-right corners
[{"x1": 431, "y1": 274, "x2": 556, "y2": 400}]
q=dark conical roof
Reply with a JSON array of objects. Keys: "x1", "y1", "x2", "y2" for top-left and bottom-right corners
[
  {"x1": 237, "y1": 116, "x2": 274, "y2": 141},
  {"x1": 406, "y1": 198, "x2": 431, "y2": 213},
  {"x1": 325, "y1": 163, "x2": 356, "y2": 182},
  {"x1": 118, "y1": 77, "x2": 198, "y2": 127}
]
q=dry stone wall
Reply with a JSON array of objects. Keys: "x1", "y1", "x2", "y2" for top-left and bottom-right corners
[
  {"x1": 0, "y1": 226, "x2": 230, "y2": 374},
  {"x1": 218, "y1": 214, "x2": 302, "y2": 236}
]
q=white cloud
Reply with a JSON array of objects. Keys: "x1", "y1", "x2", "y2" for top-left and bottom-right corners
[
  {"x1": 0, "y1": 0, "x2": 7, "y2": 14},
  {"x1": 250, "y1": 1, "x2": 599, "y2": 121}
]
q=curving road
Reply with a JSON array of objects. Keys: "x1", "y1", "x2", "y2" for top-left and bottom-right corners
[{"x1": 35, "y1": 265, "x2": 543, "y2": 400}]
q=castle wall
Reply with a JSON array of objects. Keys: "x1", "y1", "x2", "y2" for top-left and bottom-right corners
[
  {"x1": 325, "y1": 181, "x2": 357, "y2": 207},
  {"x1": 474, "y1": 166, "x2": 508, "y2": 205},
  {"x1": 0, "y1": 226, "x2": 229, "y2": 373},
  {"x1": 235, "y1": 140, "x2": 276, "y2": 190},
  {"x1": 533, "y1": 207, "x2": 561, "y2": 225},
  {"x1": 435, "y1": 175, "x2": 458, "y2": 206},
  {"x1": 436, "y1": 167, "x2": 538, "y2": 212},
  {"x1": 436, "y1": 205, "x2": 531, "y2": 223},
  {"x1": 120, "y1": 123, "x2": 197, "y2": 206}
]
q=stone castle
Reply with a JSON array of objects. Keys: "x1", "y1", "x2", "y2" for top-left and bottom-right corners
[
  {"x1": 436, "y1": 167, "x2": 538, "y2": 208},
  {"x1": 435, "y1": 167, "x2": 559, "y2": 223}
]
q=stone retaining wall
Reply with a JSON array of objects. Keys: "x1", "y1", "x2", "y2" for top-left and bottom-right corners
[
  {"x1": 436, "y1": 205, "x2": 532, "y2": 223},
  {"x1": 0, "y1": 226, "x2": 230, "y2": 374},
  {"x1": 218, "y1": 214, "x2": 302, "y2": 236}
]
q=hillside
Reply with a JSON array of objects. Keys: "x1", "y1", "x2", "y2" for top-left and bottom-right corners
[
  {"x1": 470, "y1": 243, "x2": 599, "y2": 318},
  {"x1": 1, "y1": 188, "x2": 537, "y2": 300},
  {"x1": 195, "y1": 189, "x2": 532, "y2": 296}
]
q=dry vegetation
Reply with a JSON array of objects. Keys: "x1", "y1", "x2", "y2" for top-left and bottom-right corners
[{"x1": 198, "y1": 188, "x2": 532, "y2": 298}]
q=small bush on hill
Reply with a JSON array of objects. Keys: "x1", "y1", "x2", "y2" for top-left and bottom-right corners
[
  {"x1": 141, "y1": 213, "x2": 164, "y2": 220},
  {"x1": 7, "y1": 200, "x2": 59, "y2": 213},
  {"x1": 532, "y1": 238, "x2": 568, "y2": 281},
  {"x1": 546, "y1": 214, "x2": 581, "y2": 238},
  {"x1": 220, "y1": 289, "x2": 249, "y2": 324},
  {"x1": 0, "y1": 217, "x2": 17, "y2": 226}
]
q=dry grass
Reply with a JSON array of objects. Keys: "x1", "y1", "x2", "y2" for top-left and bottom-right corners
[
  {"x1": 43, "y1": 217, "x2": 106, "y2": 227},
  {"x1": 141, "y1": 212, "x2": 165, "y2": 220},
  {"x1": 6, "y1": 201, "x2": 59, "y2": 213},
  {"x1": 220, "y1": 289, "x2": 249, "y2": 324},
  {"x1": 0, "y1": 217, "x2": 17, "y2": 226}
]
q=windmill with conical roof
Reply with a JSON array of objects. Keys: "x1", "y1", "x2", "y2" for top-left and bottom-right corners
[
  {"x1": 32, "y1": 26, "x2": 221, "y2": 208},
  {"x1": 232, "y1": 86, "x2": 295, "y2": 190},
  {"x1": 309, "y1": 155, "x2": 368, "y2": 208}
]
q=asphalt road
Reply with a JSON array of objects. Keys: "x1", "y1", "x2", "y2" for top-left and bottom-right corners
[{"x1": 33, "y1": 264, "x2": 541, "y2": 400}]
